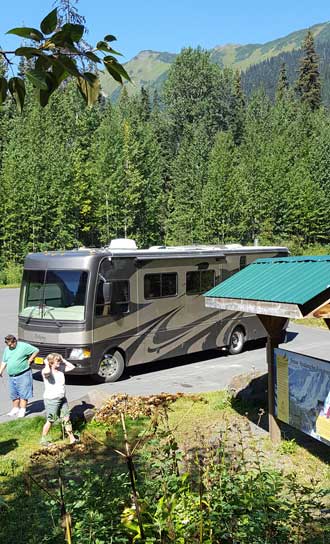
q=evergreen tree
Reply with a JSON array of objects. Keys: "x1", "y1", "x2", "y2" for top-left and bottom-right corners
[
  {"x1": 140, "y1": 86, "x2": 151, "y2": 122},
  {"x1": 201, "y1": 131, "x2": 248, "y2": 243},
  {"x1": 230, "y1": 70, "x2": 246, "y2": 144},
  {"x1": 89, "y1": 104, "x2": 124, "y2": 244},
  {"x1": 296, "y1": 31, "x2": 321, "y2": 110},
  {"x1": 276, "y1": 63, "x2": 289, "y2": 101},
  {"x1": 165, "y1": 123, "x2": 211, "y2": 244}
]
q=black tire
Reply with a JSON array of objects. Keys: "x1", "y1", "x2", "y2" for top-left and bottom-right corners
[
  {"x1": 228, "y1": 327, "x2": 245, "y2": 355},
  {"x1": 92, "y1": 350, "x2": 125, "y2": 383}
]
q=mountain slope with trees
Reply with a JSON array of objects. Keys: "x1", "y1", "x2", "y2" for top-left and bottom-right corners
[
  {"x1": 1, "y1": 35, "x2": 330, "y2": 269},
  {"x1": 100, "y1": 21, "x2": 330, "y2": 101}
]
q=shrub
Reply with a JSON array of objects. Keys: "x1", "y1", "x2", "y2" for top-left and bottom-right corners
[{"x1": 0, "y1": 262, "x2": 22, "y2": 285}]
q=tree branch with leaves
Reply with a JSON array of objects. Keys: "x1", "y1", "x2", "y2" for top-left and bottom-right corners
[{"x1": 0, "y1": 7, "x2": 130, "y2": 112}]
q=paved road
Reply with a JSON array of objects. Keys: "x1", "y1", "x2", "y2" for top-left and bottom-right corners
[{"x1": 0, "y1": 288, "x2": 329, "y2": 421}]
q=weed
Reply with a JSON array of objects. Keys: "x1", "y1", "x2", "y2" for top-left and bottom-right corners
[{"x1": 278, "y1": 438, "x2": 298, "y2": 455}]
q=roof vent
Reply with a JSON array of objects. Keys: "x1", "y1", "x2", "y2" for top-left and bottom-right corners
[{"x1": 109, "y1": 238, "x2": 137, "y2": 250}]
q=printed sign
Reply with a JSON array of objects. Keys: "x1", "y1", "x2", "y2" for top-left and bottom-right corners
[{"x1": 274, "y1": 348, "x2": 330, "y2": 446}]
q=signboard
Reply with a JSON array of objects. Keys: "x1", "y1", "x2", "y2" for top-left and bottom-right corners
[{"x1": 274, "y1": 348, "x2": 330, "y2": 446}]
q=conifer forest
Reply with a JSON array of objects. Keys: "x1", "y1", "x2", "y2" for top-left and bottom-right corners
[{"x1": 0, "y1": 32, "x2": 328, "y2": 267}]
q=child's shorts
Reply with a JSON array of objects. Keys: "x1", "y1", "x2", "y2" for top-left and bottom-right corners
[{"x1": 44, "y1": 397, "x2": 70, "y2": 422}]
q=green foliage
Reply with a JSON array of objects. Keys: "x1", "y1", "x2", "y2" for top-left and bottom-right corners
[
  {"x1": 296, "y1": 32, "x2": 321, "y2": 110},
  {"x1": 0, "y1": 6, "x2": 130, "y2": 111},
  {"x1": 278, "y1": 439, "x2": 298, "y2": 455},
  {"x1": 1, "y1": 42, "x2": 330, "y2": 262},
  {"x1": 163, "y1": 47, "x2": 236, "y2": 143},
  {"x1": 0, "y1": 262, "x2": 22, "y2": 285},
  {"x1": 0, "y1": 403, "x2": 329, "y2": 543}
]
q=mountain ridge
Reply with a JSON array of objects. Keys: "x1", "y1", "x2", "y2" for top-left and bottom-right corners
[{"x1": 100, "y1": 21, "x2": 330, "y2": 100}]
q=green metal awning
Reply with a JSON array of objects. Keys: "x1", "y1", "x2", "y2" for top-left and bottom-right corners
[{"x1": 204, "y1": 256, "x2": 330, "y2": 319}]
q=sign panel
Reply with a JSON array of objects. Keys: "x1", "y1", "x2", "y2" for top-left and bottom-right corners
[{"x1": 274, "y1": 348, "x2": 330, "y2": 446}]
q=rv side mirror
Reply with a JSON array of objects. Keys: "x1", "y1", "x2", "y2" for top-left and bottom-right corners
[{"x1": 102, "y1": 282, "x2": 112, "y2": 303}]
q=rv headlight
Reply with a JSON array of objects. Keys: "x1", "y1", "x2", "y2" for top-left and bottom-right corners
[{"x1": 70, "y1": 348, "x2": 91, "y2": 360}]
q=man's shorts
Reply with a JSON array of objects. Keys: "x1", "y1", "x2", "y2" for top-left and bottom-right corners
[
  {"x1": 9, "y1": 369, "x2": 33, "y2": 400},
  {"x1": 44, "y1": 397, "x2": 70, "y2": 423}
]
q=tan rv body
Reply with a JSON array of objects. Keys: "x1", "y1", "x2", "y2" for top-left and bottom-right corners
[{"x1": 18, "y1": 241, "x2": 288, "y2": 380}]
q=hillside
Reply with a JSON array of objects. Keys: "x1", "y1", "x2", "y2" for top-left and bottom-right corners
[
  {"x1": 242, "y1": 40, "x2": 330, "y2": 104},
  {"x1": 100, "y1": 21, "x2": 330, "y2": 101}
]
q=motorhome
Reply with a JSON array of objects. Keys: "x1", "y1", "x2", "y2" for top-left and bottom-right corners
[{"x1": 18, "y1": 239, "x2": 289, "y2": 382}]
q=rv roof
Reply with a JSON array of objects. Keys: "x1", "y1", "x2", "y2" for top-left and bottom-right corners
[{"x1": 28, "y1": 244, "x2": 288, "y2": 260}]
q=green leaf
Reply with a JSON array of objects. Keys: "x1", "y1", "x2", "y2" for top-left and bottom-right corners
[
  {"x1": 26, "y1": 69, "x2": 49, "y2": 90},
  {"x1": 97, "y1": 40, "x2": 123, "y2": 56},
  {"x1": 82, "y1": 72, "x2": 98, "y2": 85},
  {"x1": 6, "y1": 27, "x2": 44, "y2": 42},
  {"x1": 40, "y1": 8, "x2": 58, "y2": 35},
  {"x1": 50, "y1": 60, "x2": 67, "y2": 84},
  {"x1": 8, "y1": 77, "x2": 26, "y2": 113},
  {"x1": 103, "y1": 61, "x2": 123, "y2": 84},
  {"x1": 15, "y1": 47, "x2": 42, "y2": 59},
  {"x1": 104, "y1": 34, "x2": 117, "y2": 42},
  {"x1": 77, "y1": 74, "x2": 100, "y2": 106},
  {"x1": 62, "y1": 23, "x2": 84, "y2": 43},
  {"x1": 103, "y1": 56, "x2": 131, "y2": 82},
  {"x1": 0, "y1": 77, "x2": 8, "y2": 105},
  {"x1": 56, "y1": 55, "x2": 81, "y2": 77},
  {"x1": 85, "y1": 51, "x2": 102, "y2": 63},
  {"x1": 35, "y1": 55, "x2": 52, "y2": 71},
  {"x1": 38, "y1": 72, "x2": 59, "y2": 107},
  {"x1": 50, "y1": 30, "x2": 75, "y2": 50},
  {"x1": 96, "y1": 41, "x2": 111, "y2": 52},
  {"x1": 107, "y1": 47, "x2": 123, "y2": 56}
]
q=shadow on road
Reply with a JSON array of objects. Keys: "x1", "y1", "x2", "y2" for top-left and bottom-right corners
[
  {"x1": 31, "y1": 336, "x2": 285, "y2": 387},
  {"x1": 26, "y1": 399, "x2": 45, "y2": 416}
]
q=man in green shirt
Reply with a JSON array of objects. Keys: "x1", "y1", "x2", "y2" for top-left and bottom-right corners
[{"x1": 0, "y1": 334, "x2": 39, "y2": 417}]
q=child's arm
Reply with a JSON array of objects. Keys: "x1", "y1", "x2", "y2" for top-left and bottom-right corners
[
  {"x1": 42, "y1": 358, "x2": 51, "y2": 378},
  {"x1": 60, "y1": 356, "x2": 75, "y2": 373}
]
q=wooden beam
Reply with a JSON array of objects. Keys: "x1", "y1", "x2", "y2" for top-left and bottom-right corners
[
  {"x1": 307, "y1": 301, "x2": 330, "y2": 319},
  {"x1": 205, "y1": 297, "x2": 302, "y2": 318},
  {"x1": 257, "y1": 315, "x2": 287, "y2": 444}
]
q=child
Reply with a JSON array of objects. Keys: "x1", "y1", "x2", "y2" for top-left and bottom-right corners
[{"x1": 40, "y1": 353, "x2": 76, "y2": 446}]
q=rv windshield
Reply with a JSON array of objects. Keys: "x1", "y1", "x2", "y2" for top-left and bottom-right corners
[{"x1": 19, "y1": 269, "x2": 88, "y2": 321}]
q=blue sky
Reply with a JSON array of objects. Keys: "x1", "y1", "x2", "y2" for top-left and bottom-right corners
[{"x1": 1, "y1": 0, "x2": 330, "y2": 61}]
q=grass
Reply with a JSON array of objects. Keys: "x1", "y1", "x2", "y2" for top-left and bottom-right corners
[
  {"x1": 1, "y1": 391, "x2": 329, "y2": 485},
  {"x1": 293, "y1": 318, "x2": 328, "y2": 329},
  {"x1": 0, "y1": 391, "x2": 329, "y2": 543},
  {"x1": 0, "y1": 416, "x2": 71, "y2": 478}
]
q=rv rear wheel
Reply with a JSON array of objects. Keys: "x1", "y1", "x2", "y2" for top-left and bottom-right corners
[
  {"x1": 93, "y1": 350, "x2": 125, "y2": 383},
  {"x1": 228, "y1": 327, "x2": 245, "y2": 355}
]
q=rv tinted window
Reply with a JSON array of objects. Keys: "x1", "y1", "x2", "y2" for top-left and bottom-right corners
[
  {"x1": 201, "y1": 270, "x2": 215, "y2": 292},
  {"x1": 95, "y1": 280, "x2": 129, "y2": 316},
  {"x1": 111, "y1": 280, "x2": 129, "y2": 314},
  {"x1": 186, "y1": 270, "x2": 215, "y2": 295},
  {"x1": 144, "y1": 273, "x2": 177, "y2": 299}
]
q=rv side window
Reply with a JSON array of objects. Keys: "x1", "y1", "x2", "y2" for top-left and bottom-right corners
[
  {"x1": 95, "y1": 280, "x2": 129, "y2": 316},
  {"x1": 144, "y1": 273, "x2": 177, "y2": 299},
  {"x1": 186, "y1": 270, "x2": 215, "y2": 295},
  {"x1": 111, "y1": 280, "x2": 129, "y2": 314}
]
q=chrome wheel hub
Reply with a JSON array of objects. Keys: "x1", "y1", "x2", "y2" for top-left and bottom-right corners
[{"x1": 99, "y1": 355, "x2": 118, "y2": 378}]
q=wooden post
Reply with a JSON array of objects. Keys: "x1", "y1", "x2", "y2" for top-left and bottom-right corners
[{"x1": 257, "y1": 315, "x2": 287, "y2": 444}]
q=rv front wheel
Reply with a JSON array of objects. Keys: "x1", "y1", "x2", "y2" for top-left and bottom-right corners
[
  {"x1": 228, "y1": 327, "x2": 245, "y2": 355},
  {"x1": 93, "y1": 350, "x2": 125, "y2": 383}
]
